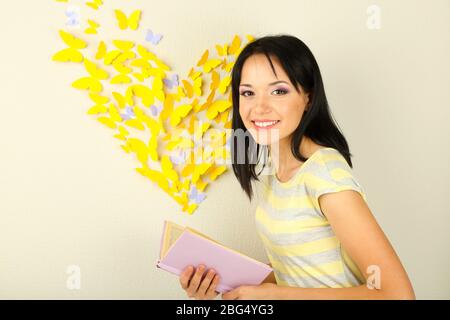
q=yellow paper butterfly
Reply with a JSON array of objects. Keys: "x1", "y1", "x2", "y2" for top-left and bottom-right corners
[
  {"x1": 85, "y1": 19, "x2": 99, "y2": 34},
  {"x1": 113, "y1": 62, "x2": 132, "y2": 75},
  {"x1": 170, "y1": 104, "x2": 192, "y2": 127},
  {"x1": 128, "y1": 84, "x2": 154, "y2": 106},
  {"x1": 188, "y1": 67, "x2": 202, "y2": 81},
  {"x1": 111, "y1": 91, "x2": 126, "y2": 109},
  {"x1": 95, "y1": 41, "x2": 107, "y2": 60},
  {"x1": 114, "y1": 51, "x2": 136, "y2": 64},
  {"x1": 87, "y1": 93, "x2": 109, "y2": 115},
  {"x1": 97, "y1": 103, "x2": 122, "y2": 129},
  {"x1": 87, "y1": 104, "x2": 108, "y2": 115},
  {"x1": 136, "y1": 166, "x2": 170, "y2": 193},
  {"x1": 113, "y1": 40, "x2": 135, "y2": 51},
  {"x1": 86, "y1": 0, "x2": 103, "y2": 10},
  {"x1": 72, "y1": 77, "x2": 102, "y2": 93},
  {"x1": 113, "y1": 126, "x2": 130, "y2": 141},
  {"x1": 110, "y1": 74, "x2": 132, "y2": 84},
  {"x1": 221, "y1": 58, "x2": 235, "y2": 73},
  {"x1": 166, "y1": 136, "x2": 194, "y2": 151},
  {"x1": 103, "y1": 50, "x2": 122, "y2": 65},
  {"x1": 228, "y1": 35, "x2": 241, "y2": 55},
  {"x1": 52, "y1": 30, "x2": 87, "y2": 63},
  {"x1": 183, "y1": 162, "x2": 212, "y2": 184},
  {"x1": 195, "y1": 177, "x2": 208, "y2": 192},
  {"x1": 197, "y1": 54, "x2": 222, "y2": 73},
  {"x1": 84, "y1": 59, "x2": 109, "y2": 80},
  {"x1": 218, "y1": 76, "x2": 231, "y2": 94},
  {"x1": 126, "y1": 138, "x2": 149, "y2": 164},
  {"x1": 205, "y1": 165, "x2": 228, "y2": 181},
  {"x1": 89, "y1": 92, "x2": 109, "y2": 105},
  {"x1": 182, "y1": 78, "x2": 202, "y2": 98},
  {"x1": 72, "y1": 58, "x2": 108, "y2": 93},
  {"x1": 114, "y1": 10, "x2": 141, "y2": 30},
  {"x1": 210, "y1": 71, "x2": 220, "y2": 91},
  {"x1": 215, "y1": 44, "x2": 228, "y2": 57},
  {"x1": 161, "y1": 156, "x2": 179, "y2": 184},
  {"x1": 196, "y1": 50, "x2": 209, "y2": 67},
  {"x1": 206, "y1": 100, "x2": 232, "y2": 120},
  {"x1": 59, "y1": 30, "x2": 87, "y2": 49}
]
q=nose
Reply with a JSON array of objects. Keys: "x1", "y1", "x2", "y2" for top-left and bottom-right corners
[{"x1": 253, "y1": 94, "x2": 272, "y2": 115}]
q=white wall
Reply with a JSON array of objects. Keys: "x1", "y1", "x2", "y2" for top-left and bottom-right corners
[{"x1": 0, "y1": 0, "x2": 449, "y2": 299}]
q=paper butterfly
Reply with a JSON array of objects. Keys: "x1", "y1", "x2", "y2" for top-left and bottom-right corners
[
  {"x1": 52, "y1": 30, "x2": 87, "y2": 63},
  {"x1": 170, "y1": 149, "x2": 188, "y2": 165},
  {"x1": 145, "y1": 29, "x2": 163, "y2": 45},
  {"x1": 163, "y1": 74, "x2": 179, "y2": 89},
  {"x1": 120, "y1": 106, "x2": 135, "y2": 121},
  {"x1": 86, "y1": 0, "x2": 103, "y2": 10},
  {"x1": 150, "y1": 104, "x2": 163, "y2": 117},
  {"x1": 189, "y1": 185, "x2": 207, "y2": 204},
  {"x1": 85, "y1": 19, "x2": 100, "y2": 34},
  {"x1": 114, "y1": 9, "x2": 141, "y2": 30},
  {"x1": 65, "y1": 6, "x2": 81, "y2": 28}
]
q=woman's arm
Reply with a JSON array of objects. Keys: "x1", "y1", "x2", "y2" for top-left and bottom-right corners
[
  {"x1": 223, "y1": 190, "x2": 416, "y2": 300},
  {"x1": 273, "y1": 190, "x2": 415, "y2": 300}
]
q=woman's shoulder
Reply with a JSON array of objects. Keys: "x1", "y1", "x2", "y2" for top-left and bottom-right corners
[
  {"x1": 307, "y1": 147, "x2": 367, "y2": 201},
  {"x1": 313, "y1": 147, "x2": 351, "y2": 169},
  {"x1": 302, "y1": 146, "x2": 356, "y2": 187}
]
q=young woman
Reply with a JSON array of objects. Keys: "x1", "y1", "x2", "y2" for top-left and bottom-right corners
[{"x1": 179, "y1": 35, "x2": 415, "y2": 300}]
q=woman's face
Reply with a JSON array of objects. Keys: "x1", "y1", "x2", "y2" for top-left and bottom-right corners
[{"x1": 238, "y1": 54, "x2": 309, "y2": 146}]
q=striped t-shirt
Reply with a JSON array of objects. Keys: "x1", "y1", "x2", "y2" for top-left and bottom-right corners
[{"x1": 254, "y1": 147, "x2": 367, "y2": 288}]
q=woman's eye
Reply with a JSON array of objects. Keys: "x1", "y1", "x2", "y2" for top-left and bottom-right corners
[
  {"x1": 273, "y1": 88, "x2": 288, "y2": 95},
  {"x1": 240, "y1": 91, "x2": 253, "y2": 97}
]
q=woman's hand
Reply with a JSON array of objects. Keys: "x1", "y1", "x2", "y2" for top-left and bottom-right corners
[
  {"x1": 222, "y1": 283, "x2": 278, "y2": 300},
  {"x1": 179, "y1": 265, "x2": 220, "y2": 300}
]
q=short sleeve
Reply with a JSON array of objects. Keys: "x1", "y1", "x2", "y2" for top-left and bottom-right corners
[{"x1": 313, "y1": 154, "x2": 367, "y2": 203}]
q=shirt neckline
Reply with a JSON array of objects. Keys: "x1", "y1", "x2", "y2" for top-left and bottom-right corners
[{"x1": 273, "y1": 147, "x2": 334, "y2": 185}]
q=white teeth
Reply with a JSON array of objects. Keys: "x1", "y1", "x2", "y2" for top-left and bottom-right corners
[{"x1": 254, "y1": 121, "x2": 278, "y2": 127}]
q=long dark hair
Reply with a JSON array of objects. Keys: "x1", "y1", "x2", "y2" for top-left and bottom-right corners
[{"x1": 231, "y1": 34, "x2": 353, "y2": 201}]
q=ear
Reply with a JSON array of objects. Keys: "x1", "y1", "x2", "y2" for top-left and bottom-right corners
[{"x1": 304, "y1": 92, "x2": 310, "y2": 111}]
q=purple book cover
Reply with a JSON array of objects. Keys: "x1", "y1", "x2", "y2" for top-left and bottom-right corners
[{"x1": 156, "y1": 229, "x2": 273, "y2": 293}]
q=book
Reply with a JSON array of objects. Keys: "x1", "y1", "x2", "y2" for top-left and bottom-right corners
[{"x1": 156, "y1": 220, "x2": 273, "y2": 293}]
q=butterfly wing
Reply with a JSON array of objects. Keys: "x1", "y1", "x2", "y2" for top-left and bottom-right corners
[
  {"x1": 72, "y1": 76, "x2": 102, "y2": 93},
  {"x1": 52, "y1": 48, "x2": 84, "y2": 63},
  {"x1": 129, "y1": 10, "x2": 141, "y2": 30},
  {"x1": 84, "y1": 59, "x2": 109, "y2": 80},
  {"x1": 59, "y1": 30, "x2": 87, "y2": 49},
  {"x1": 114, "y1": 10, "x2": 128, "y2": 30}
]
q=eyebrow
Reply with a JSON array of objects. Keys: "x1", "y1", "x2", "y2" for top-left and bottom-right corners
[{"x1": 239, "y1": 80, "x2": 290, "y2": 88}]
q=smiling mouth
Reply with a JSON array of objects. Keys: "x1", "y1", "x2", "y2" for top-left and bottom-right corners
[{"x1": 251, "y1": 120, "x2": 280, "y2": 129}]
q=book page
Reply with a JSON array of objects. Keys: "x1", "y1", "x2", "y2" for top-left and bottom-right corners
[
  {"x1": 161, "y1": 221, "x2": 185, "y2": 258},
  {"x1": 185, "y1": 227, "x2": 219, "y2": 243}
]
